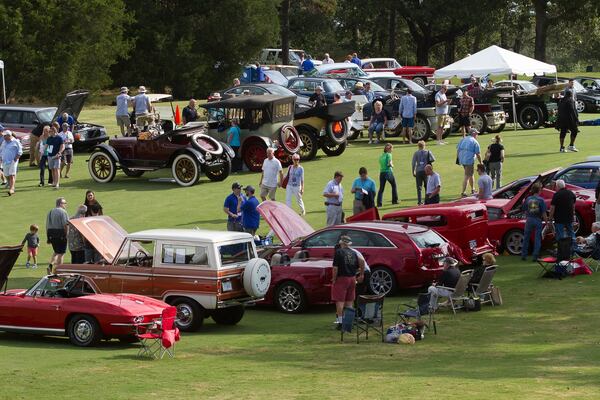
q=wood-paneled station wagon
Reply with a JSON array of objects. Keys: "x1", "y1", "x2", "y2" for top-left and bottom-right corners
[{"x1": 56, "y1": 217, "x2": 271, "y2": 331}]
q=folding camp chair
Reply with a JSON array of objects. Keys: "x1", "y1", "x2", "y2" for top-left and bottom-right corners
[
  {"x1": 436, "y1": 269, "x2": 473, "y2": 315},
  {"x1": 136, "y1": 306, "x2": 180, "y2": 359},
  {"x1": 341, "y1": 294, "x2": 385, "y2": 343},
  {"x1": 537, "y1": 237, "x2": 574, "y2": 277},
  {"x1": 469, "y1": 266, "x2": 497, "y2": 306},
  {"x1": 396, "y1": 292, "x2": 437, "y2": 334},
  {"x1": 575, "y1": 232, "x2": 600, "y2": 272}
]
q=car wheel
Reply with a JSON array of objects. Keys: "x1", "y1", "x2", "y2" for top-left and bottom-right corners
[
  {"x1": 211, "y1": 305, "x2": 245, "y2": 325},
  {"x1": 321, "y1": 140, "x2": 347, "y2": 157},
  {"x1": 67, "y1": 314, "x2": 102, "y2": 347},
  {"x1": 275, "y1": 281, "x2": 307, "y2": 313},
  {"x1": 470, "y1": 111, "x2": 488, "y2": 133},
  {"x1": 487, "y1": 123, "x2": 506, "y2": 134},
  {"x1": 574, "y1": 212, "x2": 584, "y2": 235},
  {"x1": 88, "y1": 151, "x2": 116, "y2": 183},
  {"x1": 278, "y1": 124, "x2": 301, "y2": 153},
  {"x1": 297, "y1": 127, "x2": 319, "y2": 161},
  {"x1": 171, "y1": 298, "x2": 204, "y2": 332},
  {"x1": 503, "y1": 229, "x2": 525, "y2": 256},
  {"x1": 518, "y1": 105, "x2": 542, "y2": 130},
  {"x1": 122, "y1": 167, "x2": 144, "y2": 178},
  {"x1": 576, "y1": 100, "x2": 586, "y2": 113},
  {"x1": 412, "y1": 76, "x2": 426, "y2": 86},
  {"x1": 411, "y1": 115, "x2": 431, "y2": 143},
  {"x1": 325, "y1": 120, "x2": 348, "y2": 144},
  {"x1": 171, "y1": 153, "x2": 200, "y2": 187},
  {"x1": 204, "y1": 155, "x2": 231, "y2": 182},
  {"x1": 347, "y1": 128, "x2": 361, "y2": 141},
  {"x1": 369, "y1": 267, "x2": 397, "y2": 296},
  {"x1": 243, "y1": 140, "x2": 267, "y2": 172}
]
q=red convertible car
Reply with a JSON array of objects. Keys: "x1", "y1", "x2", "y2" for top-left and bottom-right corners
[
  {"x1": 0, "y1": 248, "x2": 168, "y2": 347},
  {"x1": 257, "y1": 201, "x2": 458, "y2": 296}
]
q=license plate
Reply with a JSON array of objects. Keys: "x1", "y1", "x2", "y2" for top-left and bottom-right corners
[
  {"x1": 469, "y1": 240, "x2": 477, "y2": 250},
  {"x1": 222, "y1": 281, "x2": 232, "y2": 292}
]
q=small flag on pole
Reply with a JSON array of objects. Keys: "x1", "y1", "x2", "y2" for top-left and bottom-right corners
[{"x1": 174, "y1": 105, "x2": 181, "y2": 125}]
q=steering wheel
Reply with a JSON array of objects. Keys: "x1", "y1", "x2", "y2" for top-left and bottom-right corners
[
  {"x1": 136, "y1": 250, "x2": 149, "y2": 266},
  {"x1": 64, "y1": 275, "x2": 82, "y2": 296}
]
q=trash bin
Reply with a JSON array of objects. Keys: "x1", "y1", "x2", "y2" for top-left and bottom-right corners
[{"x1": 586, "y1": 65, "x2": 593, "y2": 72}]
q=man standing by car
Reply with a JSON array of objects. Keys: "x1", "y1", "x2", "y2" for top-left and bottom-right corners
[
  {"x1": 458, "y1": 90, "x2": 474, "y2": 136},
  {"x1": 134, "y1": 86, "x2": 153, "y2": 129},
  {"x1": 332, "y1": 235, "x2": 365, "y2": 327},
  {"x1": 46, "y1": 197, "x2": 69, "y2": 274},
  {"x1": 324, "y1": 171, "x2": 344, "y2": 226},
  {"x1": 476, "y1": 163, "x2": 493, "y2": 200},
  {"x1": 521, "y1": 183, "x2": 547, "y2": 261},
  {"x1": 301, "y1": 56, "x2": 314, "y2": 73},
  {"x1": 549, "y1": 179, "x2": 577, "y2": 253},
  {"x1": 309, "y1": 86, "x2": 326, "y2": 108},
  {"x1": 0, "y1": 131, "x2": 22, "y2": 196},
  {"x1": 434, "y1": 85, "x2": 450, "y2": 145},
  {"x1": 115, "y1": 86, "x2": 132, "y2": 136},
  {"x1": 259, "y1": 147, "x2": 283, "y2": 201},
  {"x1": 457, "y1": 128, "x2": 482, "y2": 197},
  {"x1": 223, "y1": 182, "x2": 244, "y2": 232},
  {"x1": 399, "y1": 88, "x2": 417, "y2": 144},
  {"x1": 241, "y1": 185, "x2": 260, "y2": 235},
  {"x1": 351, "y1": 52, "x2": 361, "y2": 66},
  {"x1": 182, "y1": 99, "x2": 198, "y2": 124},
  {"x1": 425, "y1": 164, "x2": 441, "y2": 204}
]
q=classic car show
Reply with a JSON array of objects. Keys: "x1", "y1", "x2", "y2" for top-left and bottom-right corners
[{"x1": 2, "y1": 1, "x2": 600, "y2": 398}]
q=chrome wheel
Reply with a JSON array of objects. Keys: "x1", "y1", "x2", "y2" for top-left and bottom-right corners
[
  {"x1": 470, "y1": 112, "x2": 485, "y2": 132},
  {"x1": 278, "y1": 286, "x2": 302, "y2": 312},
  {"x1": 176, "y1": 303, "x2": 194, "y2": 329},
  {"x1": 74, "y1": 320, "x2": 93, "y2": 342},
  {"x1": 412, "y1": 116, "x2": 429, "y2": 141},
  {"x1": 504, "y1": 230, "x2": 524, "y2": 255},
  {"x1": 369, "y1": 268, "x2": 395, "y2": 296},
  {"x1": 576, "y1": 100, "x2": 585, "y2": 113}
]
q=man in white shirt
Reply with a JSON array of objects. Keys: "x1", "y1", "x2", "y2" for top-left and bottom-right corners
[
  {"x1": 134, "y1": 86, "x2": 153, "y2": 129},
  {"x1": 323, "y1": 171, "x2": 344, "y2": 226},
  {"x1": 115, "y1": 86, "x2": 132, "y2": 136},
  {"x1": 434, "y1": 85, "x2": 450, "y2": 145},
  {"x1": 259, "y1": 147, "x2": 283, "y2": 201},
  {"x1": 322, "y1": 53, "x2": 334, "y2": 64}
]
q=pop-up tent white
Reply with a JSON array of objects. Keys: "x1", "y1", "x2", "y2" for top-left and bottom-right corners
[{"x1": 434, "y1": 45, "x2": 557, "y2": 131}]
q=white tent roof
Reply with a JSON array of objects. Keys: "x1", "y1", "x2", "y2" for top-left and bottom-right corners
[{"x1": 434, "y1": 45, "x2": 556, "y2": 78}]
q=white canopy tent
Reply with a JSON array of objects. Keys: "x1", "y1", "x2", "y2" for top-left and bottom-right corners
[{"x1": 434, "y1": 45, "x2": 557, "y2": 131}]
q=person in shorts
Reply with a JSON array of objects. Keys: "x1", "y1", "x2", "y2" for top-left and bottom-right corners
[
  {"x1": 259, "y1": 148, "x2": 283, "y2": 201},
  {"x1": 21, "y1": 224, "x2": 40, "y2": 269},
  {"x1": 115, "y1": 86, "x2": 132, "y2": 136},
  {"x1": 434, "y1": 85, "x2": 450, "y2": 145},
  {"x1": 458, "y1": 90, "x2": 474, "y2": 136},
  {"x1": 44, "y1": 126, "x2": 65, "y2": 189},
  {"x1": 59, "y1": 123, "x2": 74, "y2": 178},
  {"x1": 456, "y1": 128, "x2": 482, "y2": 197},
  {"x1": 0, "y1": 130, "x2": 23, "y2": 195},
  {"x1": 46, "y1": 197, "x2": 69, "y2": 274},
  {"x1": 399, "y1": 88, "x2": 417, "y2": 144},
  {"x1": 331, "y1": 235, "x2": 365, "y2": 326}
]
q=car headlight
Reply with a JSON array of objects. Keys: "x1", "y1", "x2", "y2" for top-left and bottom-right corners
[
  {"x1": 133, "y1": 315, "x2": 144, "y2": 324},
  {"x1": 204, "y1": 152, "x2": 212, "y2": 161}
]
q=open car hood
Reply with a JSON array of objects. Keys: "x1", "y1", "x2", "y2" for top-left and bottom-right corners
[
  {"x1": 0, "y1": 245, "x2": 23, "y2": 290},
  {"x1": 502, "y1": 168, "x2": 561, "y2": 214},
  {"x1": 53, "y1": 89, "x2": 90, "y2": 121},
  {"x1": 146, "y1": 93, "x2": 173, "y2": 102},
  {"x1": 257, "y1": 201, "x2": 315, "y2": 246},
  {"x1": 68, "y1": 216, "x2": 129, "y2": 264}
]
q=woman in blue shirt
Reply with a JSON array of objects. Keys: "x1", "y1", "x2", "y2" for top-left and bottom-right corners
[
  {"x1": 227, "y1": 118, "x2": 242, "y2": 171},
  {"x1": 285, "y1": 154, "x2": 305, "y2": 215}
]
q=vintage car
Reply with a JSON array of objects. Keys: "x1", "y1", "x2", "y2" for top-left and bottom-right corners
[
  {"x1": 287, "y1": 77, "x2": 346, "y2": 104},
  {"x1": 532, "y1": 76, "x2": 600, "y2": 113},
  {"x1": 379, "y1": 203, "x2": 496, "y2": 264},
  {"x1": 493, "y1": 80, "x2": 560, "y2": 129},
  {"x1": 259, "y1": 48, "x2": 322, "y2": 67},
  {"x1": 304, "y1": 62, "x2": 394, "y2": 79},
  {"x1": 0, "y1": 247, "x2": 168, "y2": 347},
  {"x1": 56, "y1": 216, "x2": 272, "y2": 332},
  {"x1": 200, "y1": 95, "x2": 302, "y2": 172},
  {"x1": 360, "y1": 57, "x2": 435, "y2": 86},
  {"x1": 257, "y1": 201, "x2": 457, "y2": 296},
  {"x1": 0, "y1": 90, "x2": 108, "y2": 152}
]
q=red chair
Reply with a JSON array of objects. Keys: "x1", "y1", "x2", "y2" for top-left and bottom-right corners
[{"x1": 136, "y1": 306, "x2": 180, "y2": 359}]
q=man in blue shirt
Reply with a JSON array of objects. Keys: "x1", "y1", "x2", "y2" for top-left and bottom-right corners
[
  {"x1": 134, "y1": 86, "x2": 153, "y2": 129},
  {"x1": 227, "y1": 118, "x2": 242, "y2": 171},
  {"x1": 241, "y1": 185, "x2": 260, "y2": 235},
  {"x1": 456, "y1": 128, "x2": 482, "y2": 197},
  {"x1": 223, "y1": 182, "x2": 244, "y2": 231},
  {"x1": 521, "y1": 183, "x2": 547, "y2": 261},
  {"x1": 0, "y1": 131, "x2": 23, "y2": 195},
  {"x1": 476, "y1": 164, "x2": 493, "y2": 200},
  {"x1": 351, "y1": 167, "x2": 376, "y2": 215},
  {"x1": 363, "y1": 82, "x2": 375, "y2": 103},
  {"x1": 301, "y1": 56, "x2": 314, "y2": 72},
  {"x1": 56, "y1": 112, "x2": 75, "y2": 132},
  {"x1": 399, "y1": 88, "x2": 417, "y2": 144},
  {"x1": 351, "y1": 53, "x2": 361, "y2": 66},
  {"x1": 115, "y1": 87, "x2": 131, "y2": 136}
]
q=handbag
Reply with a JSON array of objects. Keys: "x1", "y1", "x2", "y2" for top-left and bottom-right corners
[
  {"x1": 491, "y1": 286, "x2": 503, "y2": 306},
  {"x1": 281, "y1": 166, "x2": 291, "y2": 189}
]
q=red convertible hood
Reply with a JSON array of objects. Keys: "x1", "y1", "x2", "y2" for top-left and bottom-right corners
[
  {"x1": 257, "y1": 201, "x2": 315, "y2": 246},
  {"x1": 85, "y1": 293, "x2": 168, "y2": 313},
  {"x1": 0, "y1": 245, "x2": 23, "y2": 290},
  {"x1": 68, "y1": 216, "x2": 129, "y2": 264}
]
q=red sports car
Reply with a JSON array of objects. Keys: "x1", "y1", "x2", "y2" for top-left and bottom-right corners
[
  {"x1": 257, "y1": 201, "x2": 457, "y2": 296},
  {"x1": 0, "y1": 249, "x2": 169, "y2": 347}
]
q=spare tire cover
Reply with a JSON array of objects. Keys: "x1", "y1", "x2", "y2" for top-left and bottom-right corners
[
  {"x1": 278, "y1": 124, "x2": 301, "y2": 154},
  {"x1": 243, "y1": 258, "x2": 271, "y2": 298},
  {"x1": 191, "y1": 133, "x2": 224, "y2": 155},
  {"x1": 325, "y1": 120, "x2": 348, "y2": 144}
]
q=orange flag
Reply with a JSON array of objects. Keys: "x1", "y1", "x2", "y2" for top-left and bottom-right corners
[{"x1": 174, "y1": 105, "x2": 182, "y2": 125}]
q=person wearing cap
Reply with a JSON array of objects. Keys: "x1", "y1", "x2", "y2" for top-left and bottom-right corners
[
  {"x1": 434, "y1": 84, "x2": 450, "y2": 145},
  {"x1": 240, "y1": 185, "x2": 260, "y2": 235},
  {"x1": 56, "y1": 112, "x2": 75, "y2": 133},
  {"x1": 309, "y1": 86, "x2": 326, "y2": 108},
  {"x1": 223, "y1": 183, "x2": 244, "y2": 231},
  {"x1": 44, "y1": 126, "x2": 65, "y2": 190},
  {"x1": 353, "y1": 81, "x2": 365, "y2": 96},
  {"x1": 427, "y1": 257, "x2": 460, "y2": 310},
  {"x1": 227, "y1": 118, "x2": 242, "y2": 172},
  {"x1": 322, "y1": 53, "x2": 334, "y2": 64},
  {"x1": 0, "y1": 130, "x2": 23, "y2": 195},
  {"x1": 182, "y1": 99, "x2": 198, "y2": 125},
  {"x1": 134, "y1": 86, "x2": 153, "y2": 129},
  {"x1": 331, "y1": 235, "x2": 365, "y2": 326},
  {"x1": 456, "y1": 128, "x2": 482, "y2": 197},
  {"x1": 116, "y1": 86, "x2": 132, "y2": 136},
  {"x1": 259, "y1": 147, "x2": 283, "y2": 201},
  {"x1": 323, "y1": 171, "x2": 344, "y2": 226},
  {"x1": 351, "y1": 166, "x2": 376, "y2": 215},
  {"x1": 285, "y1": 154, "x2": 305, "y2": 215}
]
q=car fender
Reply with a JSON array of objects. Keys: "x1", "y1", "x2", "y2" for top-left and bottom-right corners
[
  {"x1": 162, "y1": 292, "x2": 216, "y2": 310},
  {"x1": 219, "y1": 141, "x2": 235, "y2": 159},
  {"x1": 169, "y1": 147, "x2": 205, "y2": 166},
  {"x1": 241, "y1": 135, "x2": 273, "y2": 150},
  {"x1": 90, "y1": 144, "x2": 121, "y2": 165}
]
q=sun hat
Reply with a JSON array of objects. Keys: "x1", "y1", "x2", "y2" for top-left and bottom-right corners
[
  {"x1": 2, "y1": 130, "x2": 12, "y2": 136},
  {"x1": 354, "y1": 82, "x2": 364, "y2": 88},
  {"x1": 120, "y1": 86, "x2": 129, "y2": 93}
]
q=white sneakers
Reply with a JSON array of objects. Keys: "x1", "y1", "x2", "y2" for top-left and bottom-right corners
[{"x1": 567, "y1": 145, "x2": 579, "y2": 152}]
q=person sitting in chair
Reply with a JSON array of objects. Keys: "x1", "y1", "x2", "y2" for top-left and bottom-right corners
[
  {"x1": 427, "y1": 257, "x2": 460, "y2": 310},
  {"x1": 576, "y1": 222, "x2": 600, "y2": 251}
]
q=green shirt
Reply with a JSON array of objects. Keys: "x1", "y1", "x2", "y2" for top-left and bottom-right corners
[{"x1": 379, "y1": 152, "x2": 392, "y2": 173}]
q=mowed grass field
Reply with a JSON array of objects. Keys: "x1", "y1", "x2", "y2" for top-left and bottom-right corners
[{"x1": 1, "y1": 105, "x2": 600, "y2": 399}]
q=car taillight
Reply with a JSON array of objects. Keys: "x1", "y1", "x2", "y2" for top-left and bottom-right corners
[{"x1": 74, "y1": 133, "x2": 81, "y2": 141}]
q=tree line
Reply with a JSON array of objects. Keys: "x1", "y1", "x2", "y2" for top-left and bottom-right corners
[{"x1": 1, "y1": 0, "x2": 599, "y2": 102}]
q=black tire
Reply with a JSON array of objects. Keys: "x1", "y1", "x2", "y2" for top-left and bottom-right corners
[
  {"x1": 297, "y1": 127, "x2": 319, "y2": 161},
  {"x1": 575, "y1": 100, "x2": 586, "y2": 114},
  {"x1": 518, "y1": 104, "x2": 543, "y2": 130},
  {"x1": 171, "y1": 153, "x2": 200, "y2": 187},
  {"x1": 411, "y1": 115, "x2": 431, "y2": 143},
  {"x1": 325, "y1": 120, "x2": 348, "y2": 144},
  {"x1": 122, "y1": 167, "x2": 144, "y2": 177},
  {"x1": 412, "y1": 76, "x2": 426, "y2": 86},
  {"x1": 274, "y1": 281, "x2": 307, "y2": 313},
  {"x1": 67, "y1": 314, "x2": 102, "y2": 347},
  {"x1": 211, "y1": 305, "x2": 245, "y2": 325},
  {"x1": 321, "y1": 140, "x2": 347, "y2": 157},
  {"x1": 204, "y1": 156, "x2": 231, "y2": 182},
  {"x1": 171, "y1": 297, "x2": 204, "y2": 332},
  {"x1": 487, "y1": 123, "x2": 506, "y2": 134},
  {"x1": 369, "y1": 266, "x2": 398, "y2": 296},
  {"x1": 88, "y1": 151, "x2": 116, "y2": 183},
  {"x1": 347, "y1": 128, "x2": 361, "y2": 141},
  {"x1": 470, "y1": 111, "x2": 488, "y2": 133},
  {"x1": 503, "y1": 229, "x2": 525, "y2": 256}
]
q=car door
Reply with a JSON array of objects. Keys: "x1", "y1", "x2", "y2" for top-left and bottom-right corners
[
  {"x1": 109, "y1": 238, "x2": 154, "y2": 296},
  {"x1": 0, "y1": 109, "x2": 22, "y2": 131},
  {"x1": 301, "y1": 229, "x2": 342, "y2": 259}
]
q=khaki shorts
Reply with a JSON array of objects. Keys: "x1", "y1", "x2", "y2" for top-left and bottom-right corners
[
  {"x1": 463, "y1": 164, "x2": 474, "y2": 176},
  {"x1": 260, "y1": 185, "x2": 277, "y2": 200},
  {"x1": 436, "y1": 114, "x2": 448, "y2": 128},
  {"x1": 116, "y1": 115, "x2": 130, "y2": 127}
]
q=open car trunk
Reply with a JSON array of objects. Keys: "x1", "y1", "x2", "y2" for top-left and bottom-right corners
[{"x1": 0, "y1": 245, "x2": 23, "y2": 291}]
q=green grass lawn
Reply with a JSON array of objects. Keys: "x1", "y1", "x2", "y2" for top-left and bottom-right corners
[{"x1": 1, "y1": 106, "x2": 600, "y2": 399}]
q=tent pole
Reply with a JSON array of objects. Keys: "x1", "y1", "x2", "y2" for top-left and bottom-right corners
[
  {"x1": 511, "y1": 75, "x2": 517, "y2": 131},
  {"x1": 1, "y1": 67, "x2": 5, "y2": 104}
]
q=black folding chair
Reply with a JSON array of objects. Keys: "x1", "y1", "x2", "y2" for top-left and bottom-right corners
[
  {"x1": 396, "y1": 293, "x2": 437, "y2": 335},
  {"x1": 341, "y1": 294, "x2": 385, "y2": 343}
]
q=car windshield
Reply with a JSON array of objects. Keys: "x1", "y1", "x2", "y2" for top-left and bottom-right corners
[
  {"x1": 399, "y1": 79, "x2": 426, "y2": 92},
  {"x1": 27, "y1": 275, "x2": 95, "y2": 297},
  {"x1": 218, "y1": 241, "x2": 256, "y2": 265},
  {"x1": 267, "y1": 85, "x2": 296, "y2": 96},
  {"x1": 409, "y1": 230, "x2": 446, "y2": 249},
  {"x1": 37, "y1": 108, "x2": 57, "y2": 124},
  {"x1": 572, "y1": 81, "x2": 586, "y2": 92},
  {"x1": 366, "y1": 81, "x2": 386, "y2": 92},
  {"x1": 516, "y1": 82, "x2": 537, "y2": 92},
  {"x1": 326, "y1": 80, "x2": 345, "y2": 92}
]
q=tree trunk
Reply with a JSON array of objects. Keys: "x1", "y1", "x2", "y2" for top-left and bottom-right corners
[
  {"x1": 416, "y1": 39, "x2": 430, "y2": 66},
  {"x1": 533, "y1": 0, "x2": 548, "y2": 61},
  {"x1": 280, "y1": 0, "x2": 290, "y2": 65},
  {"x1": 388, "y1": 7, "x2": 397, "y2": 58},
  {"x1": 444, "y1": 37, "x2": 455, "y2": 65}
]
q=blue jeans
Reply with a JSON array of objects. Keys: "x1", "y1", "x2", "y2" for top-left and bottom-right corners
[
  {"x1": 521, "y1": 218, "x2": 543, "y2": 258},
  {"x1": 555, "y1": 222, "x2": 576, "y2": 251},
  {"x1": 368, "y1": 122, "x2": 384, "y2": 140},
  {"x1": 377, "y1": 171, "x2": 398, "y2": 206}
]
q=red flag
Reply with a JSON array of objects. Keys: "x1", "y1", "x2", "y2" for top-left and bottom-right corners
[{"x1": 174, "y1": 105, "x2": 181, "y2": 125}]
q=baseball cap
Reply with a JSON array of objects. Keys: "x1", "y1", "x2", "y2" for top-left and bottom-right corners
[
  {"x1": 243, "y1": 185, "x2": 255, "y2": 193},
  {"x1": 469, "y1": 128, "x2": 479, "y2": 136},
  {"x1": 316, "y1": 86, "x2": 323, "y2": 91},
  {"x1": 231, "y1": 182, "x2": 242, "y2": 190},
  {"x1": 339, "y1": 235, "x2": 352, "y2": 245},
  {"x1": 2, "y1": 130, "x2": 12, "y2": 136}
]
